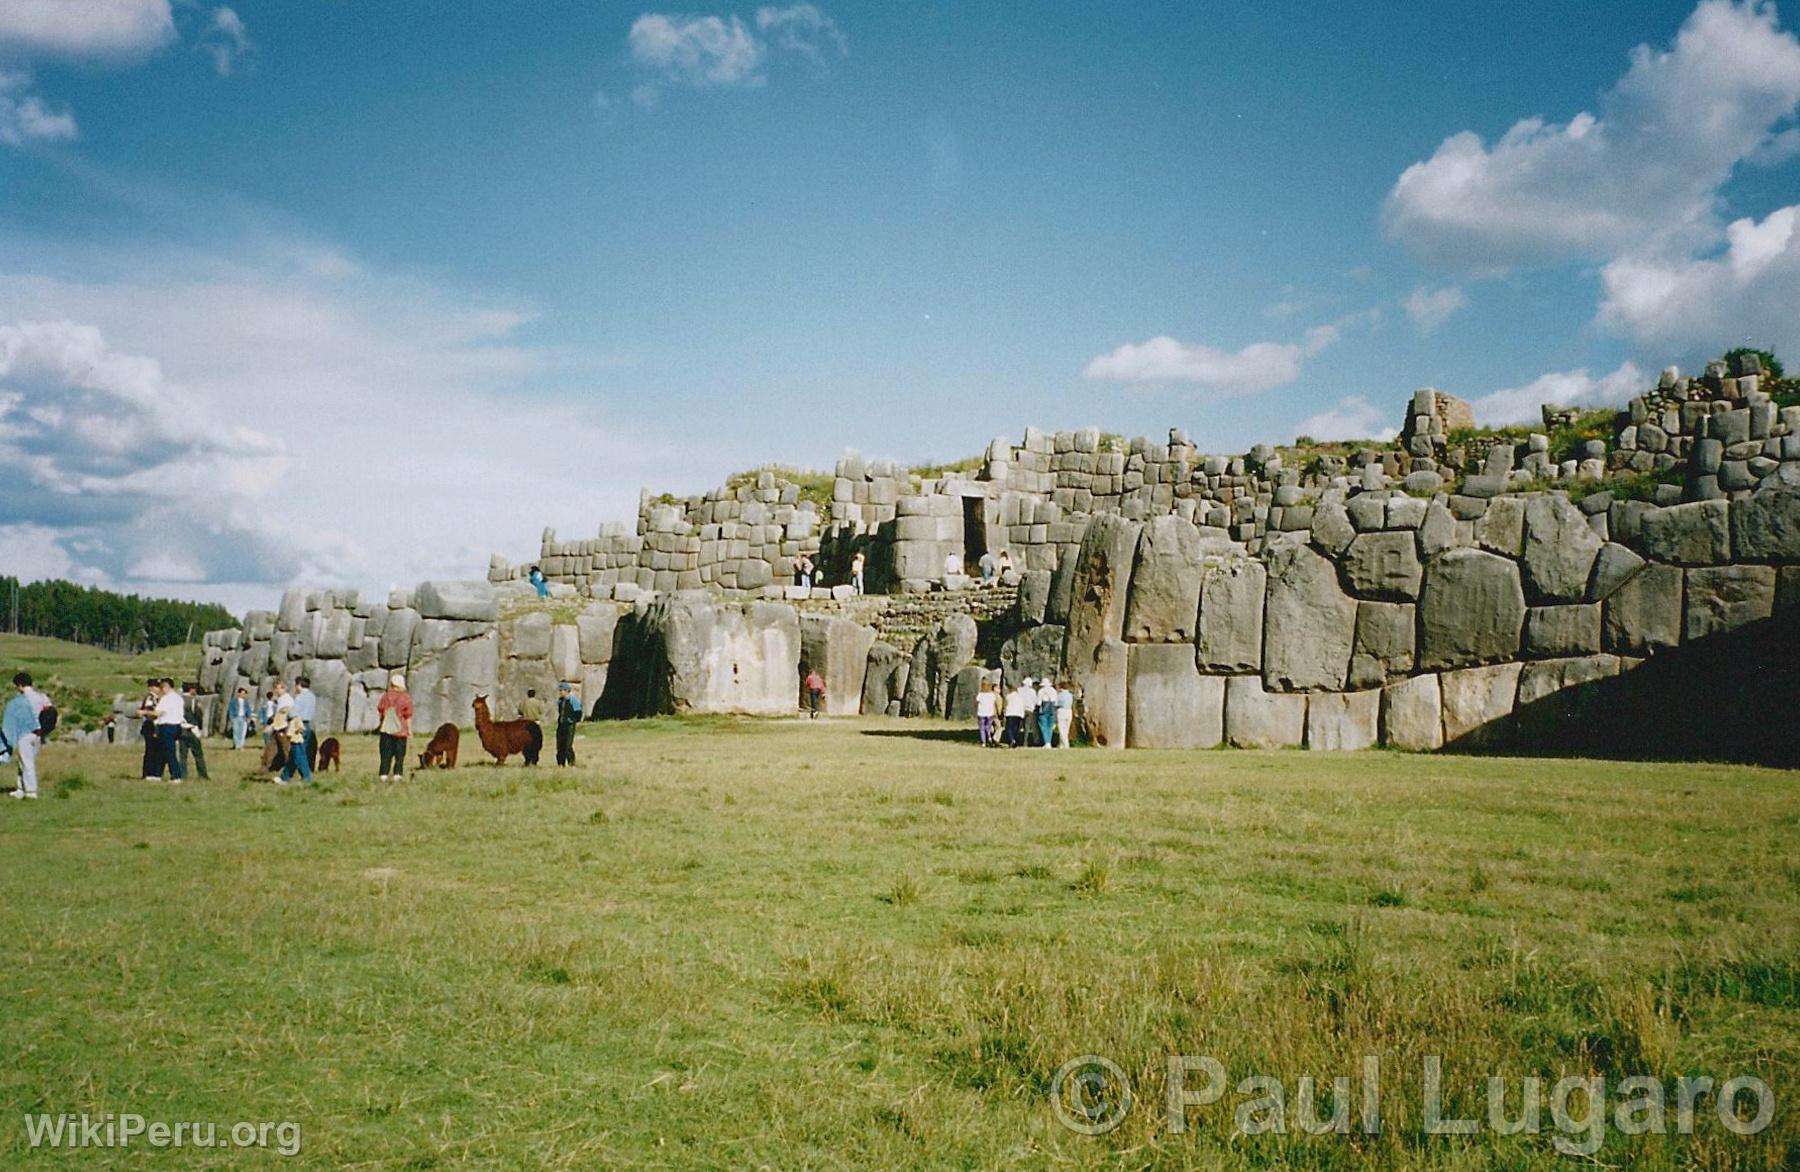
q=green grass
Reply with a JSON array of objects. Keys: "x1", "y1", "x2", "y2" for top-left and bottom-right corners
[
  {"x1": 0, "y1": 718, "x2": 1795, "y2": 1168},
  {"x1": 0, "y1": 633, "x2": 202, "y2": 730}
]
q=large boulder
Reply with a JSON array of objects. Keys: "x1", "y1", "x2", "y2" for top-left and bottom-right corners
[
  {"x1": 1045, "y1": 547, "x2": 1080, "y2": 625},
  {"x1": 415, "y1": 580, "x2": 501, "y2": 622},
  {"x1": 303, "y1": 659, "x2": 352, "y2": 734},
  {"x1": 1523, "y1": 604, "x2": 1601, "y2": 658},
  {"x1": 550, "y1": 624, "x2": 582, "y2": 682},
  {"x1": 1341, "y1": 531, "x2": 1422, "y2": 601},
  {"x1": 860, "y1": 642, "x2": 910, "y2": 716},
  {"x1": 1439, "y1": 662, "x2": 1522, "y2": 748},
  {"x1": 1730, "y1": 485, "x2": 1800, "y2": 562},
  {"x1": 1638, "y1": 499, "x2": 1730, "y2": 565},
  {"x1": 1075, "y1": 638, "x2": 1128, "y2": 748},
  {"x1": 902, "y1": 614, "x2": 979, "y2": 717},
  {"x1": 1417, "y1": 548, "x2": 1526, "y2": 669},
  {"x1": 1381, "y1": 674, "x2": 1443, "y2": 751},
  {"x1": 1060, "y1": 513, "x2": 1142, "y2": 678},
  {"x1": 1522, "y1": 494, "x2": 1603, "y2": 603},
  {"x1": 503, "y1": 611, "x2": 553, "y2": 660},
  {"x1": 379, "y1": 607, "x2": 419, "y2": 668},
  {"x1": 1125, "y1": 643, "x2": 1222, "y2": 748},
  {"x1": 1601, "y1": 562, "x2": 1683, "y2": 655},
  {"x1": 577, "y1": 602, "x2": 621, "y2": 664},
  {"x1": 1122, "y1": 515, "x2": 1203, "y2": 642},
  {"x1": 1018, "y1": 569, "x2": 1053, "y2": 625},
  {"x1": 409, "y1": 627, "x2": 500, "y2": 730},
  {"x1": 598, "y1": 594, "x2": 800, "y2": 717},
  {"x1": 800, "y1": 614, "x2": 878, "y2": 716},
  {"x1": 1588, "y1": 543, "x2": 1645, "y2": 602},
  {"x1": 1194, "y1": 556, "x2": 1265, "y2": 673},
  {"x1": 1261, "y1": 538, "x2": 1356, "y2": 691},
  {"x1": 1684, "y1": 565, "x2": 1776, "y2": 640},
  {"x1": 1347, "y1": 601, "x2": 1415, "y2": 689},
  {"x1": 1515, "y1": 654, "x2": 1621, "y2": 743},
  {"x1": 999, "y1": 624, "x2": 1066, "y2": 687},
  {"x1": 1304, "y1": 690, "x2": 1379, "y2": 751},
  {"x1": 1224, "y1": 674, "x2": 1305, "y2": 749}
]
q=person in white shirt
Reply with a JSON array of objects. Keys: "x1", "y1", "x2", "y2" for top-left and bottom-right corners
[
  {"x1": 974, "y1": 678, "x2": 999, "y2": 747},
  {"x1": 1003, "y1": 678, "x2": 1030, "y2": 748},
  {"x1": 1055, "y1": 681, "x2": 1075, "y2": 749},
  {"x1": 153, "y1": 678, "x2": 187, "y2": 783},
  {"x1": 944, "y1": 551, "x2": 963, "y2": 579}
]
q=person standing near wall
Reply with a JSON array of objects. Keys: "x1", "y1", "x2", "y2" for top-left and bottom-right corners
[
  {"x1": 154, "y1": 678, "x2": 186, "y2": 783},
  {"x1": 227, "y1": 686, "x2": 253, "y2": 750},
  {"x1": 803, "y1": 666, "x2": 825, "y2": 718},
  {"x1": 978, "y1": 549, "x2": 997, "y2": 585},
  {"x1": 518, "y1": 687, "x2": 545, "y2": 744},
  {"x1": 4, "y1": 671, "x2": 49, "y2": 799},
  {"x1": 555, "y1": 681, "x2": 581, "y2": 767},
  {"x1": 975, "y1": 677, "x2": 998, "y2": 747},
  {"x1": 795, "y1": 554, "x2": 814, "y2": 589},
  {"x1": 177, "y1": 682, "x2": 210, "y2": 781},
  {"x1": 1055, "y1": 680, "x2": 1075, "y2": 749},
  {"x1": 528, "y1": 566, "x2": 550, "y2": 598},
  {"x1": 850, "y1": 552, "x2": 865, "y2": 595},
  {"x1": 1035, "y1": 678, "x2": 1058, "y2": 750},
  {"x1": 1003, "y1": 678, "x2": 1029, "y2": 748},
  {"x1": 375, "y1": 673, "x2": 413, "y2": 782}
]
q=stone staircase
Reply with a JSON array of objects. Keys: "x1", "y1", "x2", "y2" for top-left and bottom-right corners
[{"x1": 795, "y1": 584, "x2": 1021, "y2": 650}]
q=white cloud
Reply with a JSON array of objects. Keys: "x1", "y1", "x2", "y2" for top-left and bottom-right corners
[
  {"x1": 0, "y1": 70, "x2": 76, "y2": 145},
  {"x1": 1598, "y1": 203, "x2": 1800, "y2": 358},
  {"x1": 625, "y1": 6, "x2": 845, "y2": 106},
  {"x1": 199, "y1": 6, "x2": 252, "y2": 77},
  {"x1": 1403, "y1": 283, "x2": 1469, "y2": 333},
  {"x1": 1082, "y1": 336, "x2": 1303, "y2": 394},
  {"x1": 1467, "y1": 362, "x2": 1646, "y2": 427},
  {"x1": 0, "y1": 237, "x2": 717, "y2": 612},
  {"x1": 0, "y1": 0, "x2": 173, "y2": 59},
  {"x1": 755, "y1": 4, "x2": 846, "y2": 63},
  {"x1": 629, "y1": 13, "x2": 765, "y2": 88},
  {"x1": 1384, "y1": 1, "x2": 1800, "y2": 270},
  {"x1": 1293, "y1": 395, "x2": 1399, "y2": 443}
]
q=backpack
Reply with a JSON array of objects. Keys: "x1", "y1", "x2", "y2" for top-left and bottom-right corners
[{"x1": 36, "y1": 703, "x2": 57, "y2": 737}]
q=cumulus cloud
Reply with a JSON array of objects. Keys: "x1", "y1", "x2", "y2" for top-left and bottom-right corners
[
  {"x1": 1598, "y1": 203, "x2": 1800, "y2": 358},
  {"x1": 1293, "y1": 395, "x2": 1399, "y2": 443},
  {"x1": 1467, "y1": 361, "x2": 1646, "y2": 427},
  {"x1": 1082, "y1": 337, "x2": 1304, "y2": 394},
  {"x1": 0, "y1": 69, "x2": 76, "y2": 145},
  {"x1": 1384, "y1": 1, "x2": 1800, "y2": 270},
  {"x1": 626, "y1": 5, "x2": 844, "y2": 106},
  {"x1": 199, "y1": 6, "x2": 252, "y2": 77},
  {"x1": 0, "y1": 238, "x2": 717, "y2": 611},
  {"x1": 0, "y1": 0, "x2": 174, "y2": 58},
  {"x1": 1403, "y1": 283, "x2": 1469, "y2": 333}
]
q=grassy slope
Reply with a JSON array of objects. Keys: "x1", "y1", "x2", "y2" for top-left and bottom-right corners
[
  {"x1": 0, "y1": 634, "x2": 203, "y2": 730},
  {"x1": 0, "y1": 719, "x2": 1794, "y2": 1169}
]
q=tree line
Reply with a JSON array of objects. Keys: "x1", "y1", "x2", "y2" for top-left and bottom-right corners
[{"x1": 0, "y1": 577, "x2": 238, "y2": 653}]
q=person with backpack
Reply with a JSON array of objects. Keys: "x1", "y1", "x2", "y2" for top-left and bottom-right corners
[
  {"x1": 554, "y1": 681, "x2": 582, "y2": 767},
  {"x1": 4, "y1": 671, "x2": 52, "y2": 799}
]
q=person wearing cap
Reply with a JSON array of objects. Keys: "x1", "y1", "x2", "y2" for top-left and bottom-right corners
[
  {"x1": 375, "y1": 673, "x2": 414, "y2": 781},
  {"x1": 1035, "y1": 677, "x2": 1058, "y2": 750},
  {"x1": 554, "y1": 681, "x2": 582, "y2": 767}
]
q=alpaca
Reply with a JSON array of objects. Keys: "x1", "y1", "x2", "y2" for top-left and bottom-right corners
[
  {"x1": 417, "y1": 722, "x2": 461, "y2": 770},
  {"x1": 471, "y1": 696, "x2": 542, "y2": 766},
  {"x1": 315, "y1": 737, "x2": 341, "y2": 772}
]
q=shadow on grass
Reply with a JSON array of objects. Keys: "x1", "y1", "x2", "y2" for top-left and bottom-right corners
[{"x1": 860, "y1": 728, "x2": 982, "y2": 744}]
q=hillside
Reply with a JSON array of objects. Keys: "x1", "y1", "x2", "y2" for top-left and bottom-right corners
[{"x1": 0, "y1": 634, "x2": 203, "y2": 731}]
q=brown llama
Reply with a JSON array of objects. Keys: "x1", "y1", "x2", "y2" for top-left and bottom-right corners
[
  {"x1": 417, "y1": 723, "x2": 461, "y2": 770},
  {"x1": 472, "y1": 695, "x2": 542, "y2": 766},
  {"x1": 315, "y1": 737, "x2": 341, "y2": 772}
]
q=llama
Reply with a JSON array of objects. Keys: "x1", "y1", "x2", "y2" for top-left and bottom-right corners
[
  {"x1": 471, "y1": 695, "x2": 542, "y2": 766},
  {"x1": 315, "y1": 737, "x2": 341, "y2": 772},
  {"x1": 417, "y1": 722, "x2": 461, "y2": 770}
]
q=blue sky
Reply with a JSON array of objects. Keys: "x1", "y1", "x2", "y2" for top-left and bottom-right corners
[{"x1": 2, "y1": 0, "x2": 1799, "y2": 609}]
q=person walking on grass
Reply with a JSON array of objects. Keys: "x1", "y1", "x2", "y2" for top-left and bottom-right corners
[
  {"x1": 803, "y1": 666, "x2": 825, "y2": 718},
  {"x1": 276, "y1": 708, "x2": 311, "y2": 786},
  {"x1": 227, "y1": 686, "x2": 254, "y2": 750},
  {"x1": 177, "y1": 682, "x2": 210, "y2": 781},
  {"x1": 153, "y1": 678, "x2": 186, "y2": 783},
  {"x1": 555, "y1": 681, "x2": 582, "y2": 767},
  {"x1": 1035, "y1": 677, "x2": 1057, "y2": 750},
  {"x1": 4, "y1": 671, "x2": 50, "y2": 799},
  {"x1": 975, "y1": 677, "x2": 998, "y2": 747},
  {"x1": 1055, "y1": 680, "x2": 1075, "y2": 749},
  {"x1": 375, "y1": 673, "x2": 413, "y2": 782}
]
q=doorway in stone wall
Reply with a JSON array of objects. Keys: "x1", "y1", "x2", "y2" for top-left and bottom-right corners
[{"x1": 962, "y1": 496, "x2": 987, "y2": 568}]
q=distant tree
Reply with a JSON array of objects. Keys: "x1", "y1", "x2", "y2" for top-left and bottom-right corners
[
  {"x1": 0, "y1": 577, "x2": 236, "y2": 653},
  {"x1": 1722, "y1": 347, "x2": 1783, "y2": 380}
]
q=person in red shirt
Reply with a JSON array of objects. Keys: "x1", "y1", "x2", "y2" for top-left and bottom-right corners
[
  {"x1": 803, "y1": 666, "x2": 825, "y2": 718},
  {"x1": 375, "y1": 673, "x2": 414, "y2": 781}
]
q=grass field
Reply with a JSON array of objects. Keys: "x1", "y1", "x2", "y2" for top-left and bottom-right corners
[
  {"x1": 0, "y1": 634, "x2": 203, "y2": 730},
  {"x1": 0, "y1": 717, "x2": 1795, "y2": 1168}
]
